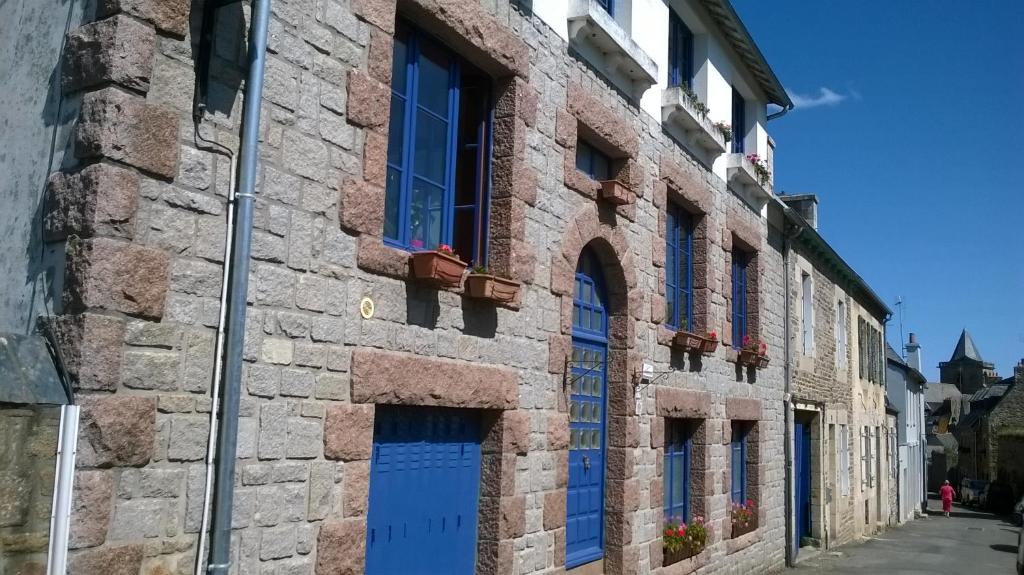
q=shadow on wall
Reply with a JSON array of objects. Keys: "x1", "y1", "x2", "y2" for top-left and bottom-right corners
[{"x1": 191, "y1": 0, "x2": 244, "y2": 123}]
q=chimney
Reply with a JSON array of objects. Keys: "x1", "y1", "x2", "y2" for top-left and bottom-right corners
[
  {"x1": 780, "y1": 194, "x2": 819, "y2": 230},
  {"x1": 1015, "y1": 358, "x2": 1024, "y2": 382},
  {"x1": 906, "y1": 332, "x2": 922, "y2": 372}
]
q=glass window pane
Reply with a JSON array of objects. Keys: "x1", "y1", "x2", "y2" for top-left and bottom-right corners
[
  {"x1": 590, "y1": 430, "x2": 600, "y2": 448},
  {"x1": 570, "y1": 401, "x2": 578, "y2": 422},
  {"x1": 384, "y1": 167, "x2": 402, "y2": 241},
  {"x1": 387, "y1": 96, "x2": 406, "y2": 166},
  {"x1": 409, "y1": 179, "x2": 444, "y2": 249},
  {"x1": 575, "y1": 142, "x2": 590, "y2": 174},
  {"x1": 413, "y1": 111, "x2": 448, "y2": 184},
  {"x1": 417, "y1": 42, "x2": 451, "y2": 117},
  {"x1": 391, "y1": 31, "x2": 408, "y2": 94},
  {"x1": 671, "y1": 455, "x2": 685, "y2": 505},
  {"x1": 592, "y1": 151, "x2": 610, "y2": 181}
]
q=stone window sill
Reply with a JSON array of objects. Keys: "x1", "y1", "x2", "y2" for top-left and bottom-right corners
[
  {"x1": 567, "y1": 0, "x2": 657, "y2": 97},
  {"x1": 726, "y1": 527, "x2": 761, "y2": 554},
  {"x1": 661, "y1": 87, "x2": 728, "y2": 158},
  {"x1": 725, "y1": 153, "x2": 773, "y2": 211}
]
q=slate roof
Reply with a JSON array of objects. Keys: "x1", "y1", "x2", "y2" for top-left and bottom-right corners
[
  {"x1": 925, "y1": 381, "x2": 961, "y2": 404},
  {"x1": 886, "y1": 343, "x2": 926, "y2": 384},
  {"x1": 950, "y1": 329, "x2": 984, "y2": 362}
]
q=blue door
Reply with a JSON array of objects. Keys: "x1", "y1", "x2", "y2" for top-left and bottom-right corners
[
  {"x1": 366, "y1": 406, "x2": 482, "y2": 574},
  {"x1": 566, "y1": 249, "x2": 608, "y2": 568},
  {"x1": 795, "y1": 422, "x2": 811, "y2": 546}
]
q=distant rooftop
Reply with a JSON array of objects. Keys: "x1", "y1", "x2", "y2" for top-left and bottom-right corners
[{"x1": 949, "y1": 329, "x2": 984, "y2": 362}]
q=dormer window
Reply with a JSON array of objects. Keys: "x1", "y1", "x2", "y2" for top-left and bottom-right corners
[
  {"x1": 731, "y1": 87, "x2": 746, "y2": 153},
  {"x1": 668, "y1": 10, "x2": 694, "y2": 89}
]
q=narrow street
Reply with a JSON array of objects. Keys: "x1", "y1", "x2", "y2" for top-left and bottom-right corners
[{"x1": 793, "y1": 498, "x2": 1019, "y2": 574}]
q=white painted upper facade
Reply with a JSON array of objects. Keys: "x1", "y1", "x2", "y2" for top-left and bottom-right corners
[{"x1": 535, "y1": 0, "x2": 787, "y2": 212}]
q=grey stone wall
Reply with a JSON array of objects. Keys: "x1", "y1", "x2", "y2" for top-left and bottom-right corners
[{"x1": 45, "y1": 0, "x2": 789, "y2": 573}]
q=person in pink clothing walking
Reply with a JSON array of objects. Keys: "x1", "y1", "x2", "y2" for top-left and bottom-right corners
[{"x1": 940, "y1": 480, "x2": 956, "y2": 517}]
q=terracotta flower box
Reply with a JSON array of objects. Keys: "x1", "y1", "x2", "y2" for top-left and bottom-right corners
[
  {"x1": 663, "y1": 544, "x2": 701, "y2": 566},
  {"x1": 701, "y1": 337, "x2": 719, "y2": 356},
  {"x1": 410, "y1": 250, "x2": 466, "y2": 288},
  {"x1": 756, "y1": 355, "x2": 770, "y2": 369},
  {"x1": 673, "y1": 330, "x2": 704, "y2": 353},
  {"x1": 738, "y1": 349, "x2": 760, "y2": 368},
  {"x1": 731, "y1": 519, "x2": 757, "y2": 539},
  {"x1": 464, "y1": 273, "x2": 521, "y2": 304},
  {"x1": 599, "y1": 180, "x2": 633, "y2": 205}
]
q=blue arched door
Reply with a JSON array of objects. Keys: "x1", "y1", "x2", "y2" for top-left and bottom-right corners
[{"x1": 566, "y1": 248, "x2": 608, "y2": 568}]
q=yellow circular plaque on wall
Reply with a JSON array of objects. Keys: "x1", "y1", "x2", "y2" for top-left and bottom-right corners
[{"x1": 359, "y1": 297, "x2": 375, "y2": 319}]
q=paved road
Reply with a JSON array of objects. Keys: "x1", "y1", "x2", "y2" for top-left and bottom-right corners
[{"x1": 792, "y1": 498, "x2": 1020, "y2": 574}]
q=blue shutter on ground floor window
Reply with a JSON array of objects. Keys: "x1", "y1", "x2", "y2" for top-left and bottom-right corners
[
  {"x1": 731, "y1": 424, "x2": 747, "y2": 504},
  {"x1": 664, "y1": 420, "x2": 691, "y2": 522}
]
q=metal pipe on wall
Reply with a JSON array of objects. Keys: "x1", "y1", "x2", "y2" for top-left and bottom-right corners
[{"x1": 205, "y1": 0, "x2": 272, "y2": 571}]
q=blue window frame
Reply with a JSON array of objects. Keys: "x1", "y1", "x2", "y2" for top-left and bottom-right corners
[
  {"x1": 730, "y1": 423, "x2": 748, "y2": 504},
  {"x1": 595, "y1": 0, "x2": 614, "y2": 17},
  {"x1": 664, "y1": 420, "x2": 692, "y2": 522},
  {"x1": 668, "y1": 10, "x2": 693, "y2": 88},
  {"x1": 731, "y1": 87, "x2": 745, "y2": 153},
  {"x1": 665, "y1": 204, "x2": 693, "y2": 331},
  {"x1": 384, "y1": 24, "x2": 493, "y2": 265},
  {"x1": 731, "y1": 248, "x2": 749, "y2": 348},
  {"x1": 575, "y1": 140, "x2": 611, "y2": 181}
]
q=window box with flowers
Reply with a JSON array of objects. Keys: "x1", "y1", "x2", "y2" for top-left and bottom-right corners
[
  {"x1": 738, "y1": 336, "x2": 768, "y2": 368},
  {"x1": 725, "y1": 152, "x2": 773, "y2": 207},
  {"x1": 701, "y1": 331, "x2": 719, "y2": 356},
  {"x1": 411, "y1": 244, "x2": 466, "y2": 288},
  {"x1": 730, "y1": 499, "x2": 757, "y2": 538},
  {"x1": 661, "y1": 85, "x2": 728, "y2": 156},
  {"x1": 663, "y1": 515, "x2": 709, "y2": 566},
  {"x1": 464, "y1": 265, "x2": 521, "y2": 304}
]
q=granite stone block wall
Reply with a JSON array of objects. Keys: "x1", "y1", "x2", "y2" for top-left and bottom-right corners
[{"x1": 43, "y1": 0, "x2": 790, "y2": 573}]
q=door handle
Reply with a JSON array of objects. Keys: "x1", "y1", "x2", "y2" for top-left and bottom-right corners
[{"x1": 583, "y1": 455, "x2": 590, "y2": 471}]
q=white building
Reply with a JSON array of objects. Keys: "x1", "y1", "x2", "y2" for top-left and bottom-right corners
[
  {"x1": 886, "y1": 334, "x2": 928, "y2": 522},
  {"x1": 534, "y1": 0, "x2": 792, "y2": 213}
]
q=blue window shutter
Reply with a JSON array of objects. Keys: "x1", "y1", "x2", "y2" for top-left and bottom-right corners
[
  {"x1": 732, "y1": 88, "x2": 745, "y2": 154},
  {"x1": 730, "y1": 425, "x2": 747, "y2": 504},
  {"x1": 664, "y1": 421, "x2": 692, "y2": 522}
]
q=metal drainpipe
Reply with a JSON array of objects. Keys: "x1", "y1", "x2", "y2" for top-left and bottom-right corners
[
  {"x1": 782, "y1": 220, "x2": 802, "y2": 567},
  {"x1": 206, "y1": 0, "x2": 271, "y2": 572}
]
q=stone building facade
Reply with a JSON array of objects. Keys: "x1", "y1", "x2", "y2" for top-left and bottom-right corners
[
  {"x1": 778, "y1": 195, "x2": 891, "y2": 556},
  {"x1": 21, "y1": 0, "x2": 795, "y2": 573}
]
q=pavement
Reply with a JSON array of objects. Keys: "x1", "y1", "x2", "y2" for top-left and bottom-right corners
[{"x1": 791, "y1": 497, "x2": 1020, "y2": 574}]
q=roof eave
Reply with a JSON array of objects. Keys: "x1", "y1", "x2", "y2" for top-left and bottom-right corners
[{"x1": 697, "y1": 0, "x2": 793, "y2": 109}]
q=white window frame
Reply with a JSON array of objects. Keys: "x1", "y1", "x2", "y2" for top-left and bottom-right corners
[
  {"x1": 835, "y1": 299, "x2": 847, "y2": 370},
  {"x1": 801, "y1": 271, "x2": 814, "y2": 356}
]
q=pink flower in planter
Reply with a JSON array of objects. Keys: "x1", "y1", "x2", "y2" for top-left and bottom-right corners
[{"x1": 410, "y1": 239, "x2": 424, "y2": 249}]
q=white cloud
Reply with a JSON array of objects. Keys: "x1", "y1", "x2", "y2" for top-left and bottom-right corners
[{"x1": 786, "y1": 87, "x2": 849, "y2": 109}]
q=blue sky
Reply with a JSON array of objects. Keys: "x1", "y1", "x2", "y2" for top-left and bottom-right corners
[{"x1": 732, "y1": 1, "x2": 1024, "y2": 380}]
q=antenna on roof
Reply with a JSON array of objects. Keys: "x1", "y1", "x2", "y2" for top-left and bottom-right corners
[{"x1": 896, "y1": 296, "x2": 905, "y2": 360}]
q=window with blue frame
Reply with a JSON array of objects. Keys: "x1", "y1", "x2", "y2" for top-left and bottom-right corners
[
  {"x1": 664, "y1": 420, "x2": 693, "y2": 522},
  {"x1": 668, "y1": 10, "x2": 693, "y2": 89},
  {"x1": 575, "y1": 140, "x2": 612, "y2": 181},
  {"x1": 595, "y1": 0, "x2": 614, "y2": 16},
  {"x1": 730, "y1": 423, "x2": 748, "y2": 504},
  {"x1": 731, "y1": 87, "x2": 745, "y2": 154},
  {"x1": 384, "y1": 23, "x2": 493, "y2": 266},
  {"x1": 731, "y1": 247, "x2": 749, "y2": 348},
  {"x1": 665, "y1": 204, "x2": 693, "y2": 331}
]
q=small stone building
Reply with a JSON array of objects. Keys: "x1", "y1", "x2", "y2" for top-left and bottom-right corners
[{"x1": 778, "y1": 195, "x2": 891, "y2": 556}]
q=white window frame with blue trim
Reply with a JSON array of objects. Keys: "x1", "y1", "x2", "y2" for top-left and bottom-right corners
[
  {"x1": 664, "y1": 419, "x2": 694, "y2": 523},
  {"x1": 384, "y1": 22, "x2": 494, "y2": 267},
  {"x1": 665, "y1": 203, "x2": 694, "y2": 332}
]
